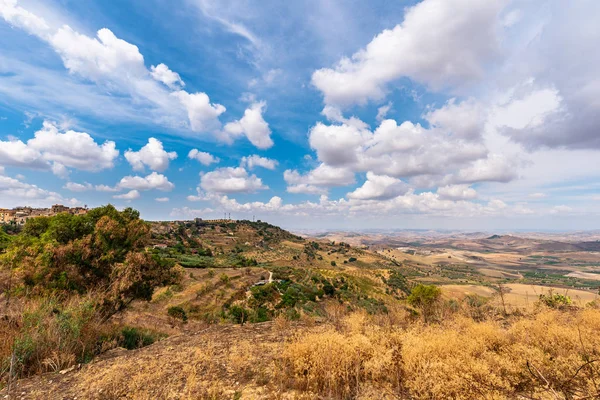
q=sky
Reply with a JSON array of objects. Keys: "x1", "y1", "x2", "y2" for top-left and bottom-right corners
[{"x1": 0, "y1": 0, "x2": 599, "y2": 231}]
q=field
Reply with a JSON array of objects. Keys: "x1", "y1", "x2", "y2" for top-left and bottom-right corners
[{"x1": 442, "y1": 283, "x2": 599, "y2": 309}]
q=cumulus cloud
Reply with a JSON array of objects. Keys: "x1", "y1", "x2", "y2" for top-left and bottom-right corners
[
  {"x1": 0, "y1": 139, "x2": 47, "y2": 170},
  {"x1": 64, "y1": 182, "x2": 93, "y2": 192},
  {"x1": 197, "y1": 189, "x2": 536, "y2": 221},
  {"x1": 286, "y1": 184, "x2": 326, "y2": 195},
  {"x1": 347, "y1": 172, "x2": 408, "y2": 200},
  {"x1": 155, "y1": 197, "x2": 170, "y2": 202},
  {"x1": 200, "y1": 167, "x2": 267, "y2": 194},
  {"x1": 454, "y1": 154, "x2": 519, "y2": 184},
  {"x1": 241, "y1": 155, "x2": 278, "y2": 170},
  {"x1": 117, "y1": 172, "x2": 175, "y2": 191},
  {"x1": 222, "y1": 101, "x2": 273, "y2": 149},
  {"x1": 0, "y1": 121, "x2": 118, "y2": 176},
  {"x1": 28, "y1": 121, "x2": 118, "y2": 171},
  {"x1": 188, "y1": 149, "x2": 220, "y2": 166},
  {"x1": 150, "y1": 63, "x2": 184, "y2": 89},
  {"x1": 170, "y1": 206, "x2": 215, "y2": 218},
  {"x1": 113, "y1": 190, "x2": 140, "y2": 200},
  {"x1": 307, "y1": 111, "x2": 491, "y2": 185},
  {"x1": 493, "y1": 3, "x2": 600, "y2": 150},
  {"x1": 437, "y1": 184, "x2": 477, "y2": 200},
  {"x1": 172, "y1": 91, "x2": 226, "y2": 132},
  {"x1": 0, "y1": 174, "x2": 77, "y2": 207},
  {"x1": 95, "y1": 184, "x2": 120, "y2": 192},
  {"x1": 0, "y1": 4, "x2": 226, "y2": 135},
  {"x1": 284, "y1": 163, "x2": 355, "y2": 194},
  {"x1": 311, "y1": 0, "x2": 506, "y2": 106},
  {"x1": 424, "y1": 98, "x2": 486, "y2": 141},
  {"x1": 124, "y1": 138, "x2": 177, "y2": 172}
]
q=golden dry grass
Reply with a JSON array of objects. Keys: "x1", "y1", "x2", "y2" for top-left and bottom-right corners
[
  {"x1": 442, "y1": 283, "x2": 599, "y2": 310},
  {"x1": 6, "y1": 308, "x2": 600, "y2": 399}
]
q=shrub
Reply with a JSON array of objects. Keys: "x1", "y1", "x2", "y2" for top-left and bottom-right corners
[
  {"x1": 1, "y1": 205, "x2": 181, "y2": 315},
  {"x1": 219, "y1": 273, "x2": 231, "y2": 286},
  {"x1": 119, "y1": 327, "x2": 165, "y2": 350},
  {"x1": 330, "y1": 261, "x2": 336, "y2": 266},
  {"x1": 228, "y1": 305, "x2": 251, "y2": 324},
  {"x1": 407, "y1": 284, "x2": 441, "y2": 309},
  {"x1": 167, "y1": 306, "x2": 188, "y2": 323},
  {"x1": 538, "y1": 292, "x2": 573, "y2": 309},
  {"x1": 1, "y1": 295, "x2": 107, "y2": 379},
  {"x1": 407, "y1": 284, "x2": 441, "y2": 321}
]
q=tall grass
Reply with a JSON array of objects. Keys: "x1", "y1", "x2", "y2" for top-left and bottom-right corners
[{"x1": 280, "y1": 309, "x2": 600, "y2": 399}]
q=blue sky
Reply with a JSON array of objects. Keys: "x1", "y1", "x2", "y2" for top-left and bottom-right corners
[{"x1": 1, "y1": 0, "x2": 599, "y2": 230}]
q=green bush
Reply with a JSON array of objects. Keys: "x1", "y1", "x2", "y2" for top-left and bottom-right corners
[
  {"x1": 119, "y1": 327, "x2": 165, "y2": 350},
  {"x1": 228, "y1": 305, "x2": 251, "y2": 324},
  {"x1": 1, "y1": 205, "x2": 181, "y2": 314},
  {"x1": 386, "y1": 270, "x2": 409, "y2": 295},
  {"x1": 407, "y1": 284, "x2": 441, "y2": 309},
  {"x1": 250, "y1": 283, "x2": 279, "y2": 306},
  {"x1": 538, "y1": 292, "x2": 572, "y2": 309},
  {"x1": 167, "y1": 306, "x2": 188, "y2": 322}
]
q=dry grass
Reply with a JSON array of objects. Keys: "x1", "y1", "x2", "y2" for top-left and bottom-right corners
[
  {"x1": 442, "y1": 283, "x2": 600, "y2": 310},
  {"x1": 281, "y1": 309, "x2": 600, "y2": 399},
  {"x1": 5, "y1": 308, "x2": 600, "y2": 399}
]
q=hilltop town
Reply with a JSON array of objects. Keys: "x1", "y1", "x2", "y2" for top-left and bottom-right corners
[{"x1": 0, "y1": 204, "x2": 88, "y2": 225}]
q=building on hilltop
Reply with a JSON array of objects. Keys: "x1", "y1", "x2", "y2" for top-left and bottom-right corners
[{"x1": 0, "y1": 204, "x2": 89, "y2": 225}]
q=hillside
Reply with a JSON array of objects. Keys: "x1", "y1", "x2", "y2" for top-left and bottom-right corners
[{"x1": 2, "y1": 211, "x2": 600, "y2": 399}]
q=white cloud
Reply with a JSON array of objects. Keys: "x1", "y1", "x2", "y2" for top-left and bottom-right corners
[
  {"x1": 150, "y1": 63, "x2": 184, "y2": 89},
  {"x1": 0, "y1": 5, "x2": 227, "y2": 135},
  {"x1": 188, "y1": 149, "x2": 220, "y2": 166},
  {"x1": 155, "y1": 197, "x2": 170, "y2": 202},
  {"x1": 454, "y1": 154, "x2": 519, "y2": 184},
  {"x1": 124, "y1": 138, "x2": 177, "y2": 172},
  {"x1": 307, "y1": 111, "x2": 493, "y2": 185},
  {"x1": 286, "y1": 184, "x2": 326, "y2": 195},
  {"x1": 311, "y1": 0, "x2": 506, "y2": 106},
  {"x1": 0, "y1": 174, "x2": 76, "y2": 207},
  {"x1": 223, "y1": 101, "x2": 273, "y2": 149},
  {"x1": 0, "y1": 0, "x2": 50, "y2": 37},
  {"x1": 241, "y1": 155, "x2": 278, "y2": 170},
  {"x1": 528, "y1": 192, "x2": 547, "y2": 199},
  {"x1": 28, "y1": 121, "x2": 118, "y2": 171},
  {"x1": 200, "y1": 167, "x2": 267, "y2": 194},
  {"x1": 424, "y1": 98, "x2": 486, "y2": 141},
  {"x1": 95, "y1": 184, "x2": 120, "y2": 192},
  {"x1": 284, "y1": 164, "x2": 355, "y2": 192},
  {"x1": 113, "y1": 190, "x2": 140, "y2": 200},
  {"x1": 117, "y1": 172, "x2": 175, "y2": 191},
  {"x1": 0, "y1": 121, "x2": 118, "y2": 175},
  {"x1": 376, "y1": 102, "x2": 392, "y2": 122},
  {"x1": 550, "y1": 205, "x2": 573, "y2": 214},
  {"x1": 173, "y1": 90, "x2": 226, "y2": 132},
  {"x1": 347, "y1": 172, "x2": 408, "y2": 200},
  {"x1": 437, "y1": 184, "x2": 477, "y2": 200},
  {"x1": 64, "y1": 182, "x2": 93, "y2": 192},
  {"x1": 0, "y1": 138, "x2": 47, "y2": 169}
]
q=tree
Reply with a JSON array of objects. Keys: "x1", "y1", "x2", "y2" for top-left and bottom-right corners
[
  {"x1": 0, "y1": 205, "x2": 180, "y2": 315},
  {"x1": 407, "y1": 284, "x2": 441, "y2": 321}
]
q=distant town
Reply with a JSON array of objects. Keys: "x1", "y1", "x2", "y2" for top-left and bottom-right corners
[{"x1": 0, "y1": 204, "x2": 88, "y2": 225}]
